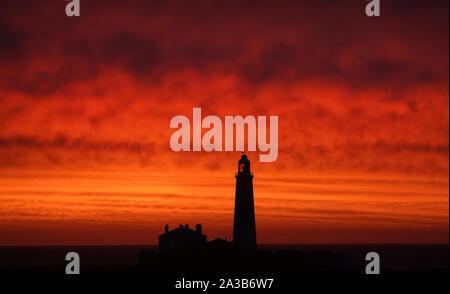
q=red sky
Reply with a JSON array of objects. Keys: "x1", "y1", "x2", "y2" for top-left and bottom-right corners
[{"x1": 0, "y1": 0, "x2": 448, "y2": 245}]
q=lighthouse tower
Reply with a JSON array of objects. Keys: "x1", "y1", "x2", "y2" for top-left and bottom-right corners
[{"x1": 233, "y1": 154, "x2": 257, "y2": 249}]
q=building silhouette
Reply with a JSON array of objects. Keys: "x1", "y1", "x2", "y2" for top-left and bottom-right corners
[
  {"x1": 149, "y1": 155, "x2": 358, "y2": 274},
  {"x1": 233, "y1": 154, "x2": 257, "y2": 249},
  {"x1": 158, "y1": 224, "x2": 206, "y2": 252},
  {"x1": 158, "y1": 154, "x2": 257, "y2": 251}
]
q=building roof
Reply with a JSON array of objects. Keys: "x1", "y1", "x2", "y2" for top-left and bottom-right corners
[{"x1": 159, "y1": 224, "x2": 206, "y2": 238}]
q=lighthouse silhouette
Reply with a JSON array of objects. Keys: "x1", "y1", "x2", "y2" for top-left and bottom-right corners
[{"x1": 233, "y1": 154, "x2": 257, "y2": 249}]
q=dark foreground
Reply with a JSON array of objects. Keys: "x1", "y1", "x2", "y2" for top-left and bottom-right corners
[{"x1": 0, "y1": 244, "x2": 448, "y2": 290}]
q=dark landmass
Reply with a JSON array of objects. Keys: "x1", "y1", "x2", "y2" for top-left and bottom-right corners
[{"x1": 0, "y1": 244, "x2": 447, "y2": 275}]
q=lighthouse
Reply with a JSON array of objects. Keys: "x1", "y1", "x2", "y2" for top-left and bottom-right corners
[{"x1": 233, "y1": 154, "x2": 257, "y2": 249}]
